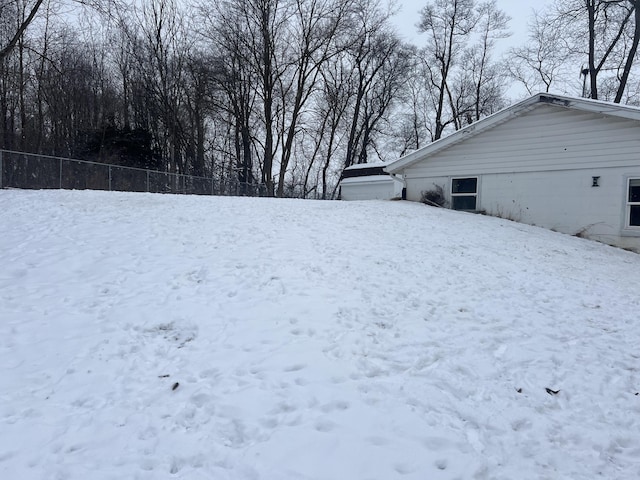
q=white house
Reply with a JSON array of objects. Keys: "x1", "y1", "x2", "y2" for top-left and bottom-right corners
[
  {"x1": 384, "y1": 93, "x2": 640, "y2": 252},
  {"x1": 339, "y1": 163, "x2": 403, "y2": 201}
]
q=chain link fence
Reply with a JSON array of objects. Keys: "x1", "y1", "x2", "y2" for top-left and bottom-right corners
[{"x1": 0, "y1": 149, "x2": 268, "y2": 197}]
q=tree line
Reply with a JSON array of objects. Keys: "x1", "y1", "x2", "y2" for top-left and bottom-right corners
[{"x1": 1, "y1": 0, "x2": 639, "y2": 198}]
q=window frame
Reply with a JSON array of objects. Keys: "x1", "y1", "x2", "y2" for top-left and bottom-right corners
[
  {"x1": 450, "y1": 176, "x2": 479, "y2": 211},
  {"x1": 627, "y1": 177, "x2": 640, "y2": 228}
]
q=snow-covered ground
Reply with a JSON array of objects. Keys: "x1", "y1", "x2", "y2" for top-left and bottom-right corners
[{"x1": 1, "y1": 189, "x2": 640, "y2": 480}]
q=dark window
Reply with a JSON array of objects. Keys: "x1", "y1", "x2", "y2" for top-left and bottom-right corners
[
  {"x1": 452, "y1": 177, "x2": 477, "y2": 194},
  {"x1": 629, "y1": 179, "x2": 640, "y2": 227},
  {"x1": 629, "y1": 179, "x2": 640, "y2": 203},
  {"x1": 451, "y1": 177, "x2": 478, "y2": 211},
  {"x1": 452, "y1": 196, "x2": 476, "y2": 210},
  {"x1": 631, "y1": 206, "x2": 640, "y2": 227}
]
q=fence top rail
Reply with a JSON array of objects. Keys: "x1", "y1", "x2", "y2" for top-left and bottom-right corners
[{"x1": 0, "y1": 149, "x2": 213, "y2": 181}]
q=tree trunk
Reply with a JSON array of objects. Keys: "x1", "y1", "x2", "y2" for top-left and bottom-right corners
[
  {"x1": 615, "y1": 1, "x2": 640, "y2": 103},
  {"x1": 260, "y1": 3, "x2": 275, "y2": 197},
  {"x1": 587, "y1": 1, "x2": 599, "y2": 99}
]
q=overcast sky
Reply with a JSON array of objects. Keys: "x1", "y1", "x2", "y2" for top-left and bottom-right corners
[
  {"x1": 392, "y1": 0, "x2": 557, "y2": 99},
  {"x1": 392, "y1": 0, "x2": 553, "y2": 50}
]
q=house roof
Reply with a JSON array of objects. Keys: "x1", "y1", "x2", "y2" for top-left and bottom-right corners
[
  {"x1": 341, "y1": 164, "x2": 390, "y2": 180},
  {"x1": 344, "y1": 161, "x2": 389, "y2": 171},
  {"x1": 385, "y1": 92, "x2": 640, "y2": 174}
]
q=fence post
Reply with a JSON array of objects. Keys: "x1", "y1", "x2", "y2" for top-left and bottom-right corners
[
  {"x1": 59, "y1": 157, "x2": 63, "y2": 189},
  {"x1": 146, "y1": 170, "x2": 150, "y2": 192},
  {"x1": 109, "y1": 165, "x2": 112, "y2": 191},
  {"x1": 0, "y1": 150, "x2": 3, "y2": 189}
]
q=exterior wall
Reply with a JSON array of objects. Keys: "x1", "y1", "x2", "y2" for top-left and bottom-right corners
[
  {"x1": 404, "y1": 105, "x2": 640, "y2": 178},
  {"x1": 406, "y1": 176, "x2": 450, "y2": 203},
  {"x1": 402, "y1": 105, "x2": 640, "y2": 251},
  {"x1": 482, "y1": 168, "x2": 640, "y2": 250},
  {"x1": 408, "y1": 168, "x2": 640, "y2": 251},
  {"x1": 340, "y1": 176, "x2": 399, "y2": 201}
]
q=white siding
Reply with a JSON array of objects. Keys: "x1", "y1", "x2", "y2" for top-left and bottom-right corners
[
  {"x1": 479, "y1": 168, "x2": 638, "y2": 236},
  {"x1": 340, "y1": 176, "x2": 397, "y2": 201},
  {"x1": 404, "y1": 104, "x2": 640, "y2": 179},
  {"x1": 409, "y1": 168, "x2": 640, "y2": 251},
  {"x1": 406, "y1": 177, "x2": 450, "y2": 202},
  {"x1": 402, "y1": 104, "x2": 640, "y2": 251}
]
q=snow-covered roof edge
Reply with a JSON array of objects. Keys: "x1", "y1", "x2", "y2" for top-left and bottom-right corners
[
  {"x1": 344, "y1": 162, "x2": 390, "y2": 171},
  {"x1": 385, "y1": 93, "x2": 640, "y2": 174}
]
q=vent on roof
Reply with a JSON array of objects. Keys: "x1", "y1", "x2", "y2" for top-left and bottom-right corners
[{"x1": 539, "y1": 95, "x2": 570, "y2": 107}]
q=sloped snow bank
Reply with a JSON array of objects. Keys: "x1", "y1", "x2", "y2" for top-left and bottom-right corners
[{"x1": 1, "y1": 190, "x2": 640, "y2": 480}]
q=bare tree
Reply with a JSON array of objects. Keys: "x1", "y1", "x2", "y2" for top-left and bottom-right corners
[
  {"x1": 415, "y1": 0, "x2": 508, "y2": 141},
  {"x1": 131, "y1": 0, "x2": 191, "y2": 173},
  {"x1": 465, "y1": 0, "x2": 509, "y2": 122},
  {"x1": 546, "y1": 0, "x2": 637, "y2": 100},
  {"x1": 198, "y1": 0, "x2": 261, "y2": 192},
  {"x1": 183, "y1": 52, "x2": 213, "y2": 177},
  {"x1": 615, "y1": 0, "x2": 640, "y2": 102},
  {"x1": 342, "y1": 0, "x2": 402, "y2": 167},
  {"x1": 418, "y1": 0, "x2": 477, "y2": 140},
  {"x1": 303, "y1": 50, "x2": 351, "y2": 198},
  {"x1": 274, "y1": 0, "x2": 349, "y2": 197},
  {"x1": 236, "y1": 0, "x2": 290, "y2": 196},
  {"x1": 506, "y1": 10, "x2": 573, "y2": 95},
  {"x1": 581, "y1": 0, "x2": 634, "y2": 99},
  {"x1": 0, "y1": 0, "x2": 44, "y2": 63}
]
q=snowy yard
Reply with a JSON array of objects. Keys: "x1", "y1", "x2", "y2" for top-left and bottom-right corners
[{"x1": 1, "y1": 189, "x2": 640, "y2": 480}]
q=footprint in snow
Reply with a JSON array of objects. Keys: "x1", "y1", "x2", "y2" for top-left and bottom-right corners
[
  {"x1": 434, "y1": 459, "x2": 448, "y2": 470},
  {"x1": 169, "y1": 457, "x2": 182, "y2": 474},
  {"x1": 319, "y1": 400, "x2": 350, "y2": 413},
  {"x1": 394, "y1": 463, "x2": 417, "y2": 475},
  {"x1": 283, "y1": 364, "x2": 306, "y2": 372},
  {"x1": 314, "y1": 419, "x2": 336, "y2": 432}
]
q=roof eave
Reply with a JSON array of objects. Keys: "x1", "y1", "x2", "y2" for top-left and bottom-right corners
[
  {"x1": 384, "y1": 92, "x2": 640, "y2": 174},
  {"x1": 385, "y1": 94, "x2": 542, "y2": 174}
]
